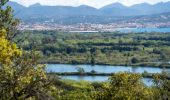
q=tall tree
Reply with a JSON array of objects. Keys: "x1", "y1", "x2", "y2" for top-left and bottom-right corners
[
  {"x1": 0, "y1": 0, "x2": 19, "y2": 40},
  {"x1": 0, "y1": 1, "x2": 58, "y2": 99}
]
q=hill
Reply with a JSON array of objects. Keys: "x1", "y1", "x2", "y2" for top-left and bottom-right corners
[{"x1": 6, "y1": 1, "x2": 170, "y2": 24}]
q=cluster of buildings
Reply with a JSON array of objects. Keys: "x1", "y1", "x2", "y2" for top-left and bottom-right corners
[{"x1": 18, "y1": 22, "x2": 170, "y2": 32}]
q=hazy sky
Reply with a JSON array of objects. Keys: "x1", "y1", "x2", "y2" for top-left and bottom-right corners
[{"x1": 10, "y1": 0, "x2": 170, "y2": 8}]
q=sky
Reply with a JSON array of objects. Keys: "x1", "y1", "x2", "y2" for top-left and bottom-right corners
[{"x1": 10, "y1": 0, "x2": 170, "y2": 8}]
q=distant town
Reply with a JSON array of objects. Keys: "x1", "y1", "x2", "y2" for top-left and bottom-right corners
[
  {"x1": 7, "y1": 0, "x2": 170, "y2": 32},
  {"x1": 18, "y1": 21, "x2": 170, "y2": 32}
]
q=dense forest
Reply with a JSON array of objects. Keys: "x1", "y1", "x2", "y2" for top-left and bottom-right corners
[
  {"x1": 0, "y1": 0, "x2": 170, "y2": 99},
  {"x1": 15, "y1": 30, "x2": 170, "y2": 67}
]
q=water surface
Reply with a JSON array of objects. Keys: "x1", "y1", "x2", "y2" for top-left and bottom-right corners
[
  {"x1": 117, "y1": 28, "x2": 170, "y2": 33},
  {"x1": 46, "y1": 64, "x2": 169, "y2": 86},
  {"x1": 46, "y1": 64, "x2": 168, "y2": 74}
]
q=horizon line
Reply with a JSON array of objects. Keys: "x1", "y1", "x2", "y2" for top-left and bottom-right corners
[{"x1": 9, "y1": 0, "x2": 170, "y2": 9}]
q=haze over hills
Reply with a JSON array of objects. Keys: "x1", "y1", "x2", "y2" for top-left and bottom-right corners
[{"x1": 6, "y1": 1, "x2": 170, "y2": 24}]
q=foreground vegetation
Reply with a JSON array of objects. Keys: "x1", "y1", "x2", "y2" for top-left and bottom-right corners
[
  {"x1": 0, "y1": 0, "x2": 58, "y2": 99},
  {"x1": 14, "y1": 30, "x2": 170, "y2": 67},
  {"x1": 51, "y1": 72, "x2": 170, "y2": 100}
]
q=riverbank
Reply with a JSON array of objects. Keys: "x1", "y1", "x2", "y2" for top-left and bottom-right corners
[
  {"x1": 48, "y1": 72, "x2": 170, "y2": 79},
  {"x1": 41, "y1": 61, "x2": 170, "y2": 68}
]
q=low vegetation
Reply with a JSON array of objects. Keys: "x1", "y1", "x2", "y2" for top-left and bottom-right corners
[
  {"x1": 51, "y1": 73, "x2": 170, "y2": 100},
  {"x1": 14, "y1": 30, "x2": 170, "y2": 67}
]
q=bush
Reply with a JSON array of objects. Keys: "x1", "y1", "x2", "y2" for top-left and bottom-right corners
[
  {"x1": 131, "y1": 57, "x2": 140, "y2": 64},
  {"x1": 76, "y1": 67, "x2": 85, "y2": 74},
  {"x1": 97, "y1": 72, "x2": 153, "y2": 100}
]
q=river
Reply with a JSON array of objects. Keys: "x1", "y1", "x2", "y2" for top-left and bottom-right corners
[
  {"x1": 46, "y1": 64, "x2": 169, "y2": 73},
  {"x1": 46, "y1": 64, "x2": 170, "y2": 86}
]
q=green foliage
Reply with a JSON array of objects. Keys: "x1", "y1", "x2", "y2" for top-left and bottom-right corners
[
  {"x1": 97, "y1": 72, "x2": 153, "y2": 100},
  {"x1": 0, "y1": 0, "x2": 8, "y2": 7},
  {"x1": 14, "y1": 30, "x2": 170, "y2": 67},
  {"x1": 131, "y1": 57, "x2": 140, "y2": 64},
  {"x1": 152, "y1": 73, "x2": 170, "y2": 100},
  {"x1": 0, "y1": 29, "x2": 21, "y2": 64},
  {"x1": 0, "y1": 51, "x2": 58, "y2": 99},
  {"x1": 50, "y1": 73, "x2": 170, "y2": 100},
  {"x1": 48, "y1": 72, "x2": 170, "y2": 100},
  {"x1": 0, "y1": 0, "x2": 19, "y2": 40},
  {"x1": 76, "y1": 67, "x2": 85, "y2": 74},
  {"x1": 0, "y1": 1, "x2": 58, "y2": 99},
  {"x1": 59, "y1": 90, "x2": 96, "y2": 100}
]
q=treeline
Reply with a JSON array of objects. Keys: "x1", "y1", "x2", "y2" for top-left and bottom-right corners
[{"x1": 14, "y1": 30, "x2": 170, "y2": 67}]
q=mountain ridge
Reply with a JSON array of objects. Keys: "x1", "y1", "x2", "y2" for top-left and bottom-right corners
[{"x1": 6, "y1": 1, "x2": 170, "y2": 23}]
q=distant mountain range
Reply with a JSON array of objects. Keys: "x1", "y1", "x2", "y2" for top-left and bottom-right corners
[{"x1": 5, "y1": 1, "x2": 170, "y2": 24}]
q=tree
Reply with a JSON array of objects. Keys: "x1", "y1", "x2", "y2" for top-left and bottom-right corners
[
  {"x1": 97, "y1": 72, "x2": 153, "y2": 100},
  {"x1": 131, "y1": 57, "x2": 139, "y2": 64},
  {"x1": 0, "y1": 1, "x2": 58, "y2": 99},
  {"x1": 91, "y1": 55, "x2": 95, "y2": 65},
  {"x1": 0, "y1": 29, "x2": 21, "y2": 64},
  {"x1": 152, "y1": 73, "x2": 170, "y2": 100},
  {"x1": 0, "y1": 29, "x2": 58, "y2": 100},
  {"x1": 0, "y1": 0, "x2": 19, "y2": 40},
  {"x1": 76, "y1": 67, "x2": 85, "y2": 74}
]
